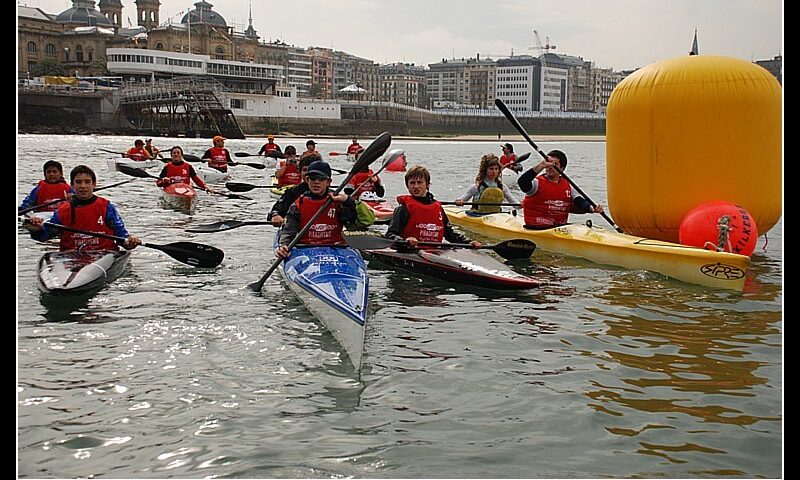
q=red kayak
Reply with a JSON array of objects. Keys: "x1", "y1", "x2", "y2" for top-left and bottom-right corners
[
  {"x1": 385, "y1": 153, "x2": 407, "y2": 172},
  {"x1": 161, "y1": 182, "x2": 198, "y2": 213},
  {"x1": 362, "y1": 247, "x2": 540, "y2": 290}
]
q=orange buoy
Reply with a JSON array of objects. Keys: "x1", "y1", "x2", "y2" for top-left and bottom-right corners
[
  {"x1": 385, "y1": 154, "x2": 407, "y2": 172},
  {"x1": 679, "y1": 201, "x2": 758, "y2": 256}
]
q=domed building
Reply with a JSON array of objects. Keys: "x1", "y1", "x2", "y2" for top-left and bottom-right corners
[
  {"x1": 55, "y1": 0, "x2": 113, "y2": 27},
  {"x1": 181, "y1": 1, "x2": 227, "y2": 27}
]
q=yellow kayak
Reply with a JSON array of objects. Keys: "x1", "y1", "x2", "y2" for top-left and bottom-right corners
[
  {"x1": 269, "y1": 176, "x2": 292, "y2": 197},
  {"x1": 444, "y1": 207, "x2": 750, "y2": 291}
]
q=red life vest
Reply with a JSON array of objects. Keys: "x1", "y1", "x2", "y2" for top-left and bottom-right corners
[
  {"x1": 127, "y1": 147, "x2": 150, "y2": 161},
  {"x1": 294, "y1": 195, "x2": 344, "y2": 245},
  {"x1": 347, "y1": 143, "x2": 361, "y2": 154},
  {"x1": 522, "y1": 176, "x2": 572, "y2": 227},
  {"x1": 207, "y1": 147, "x2": 229, "y2": 171},
  {"x1": 35, "y1": 180, "x2": 71, "y2": 210},
  {"x1": 397, "y1": 195, "x2": 445, "y2": 243},
  {"x1": 263, "y1": 142, "x2": 279, "y2": 153},
  {"x1": 55, "y1": 197, "x2": 117, "y2": 251},
  {"x1": 349, "y1": 170, "x2": 378, "y2": 195},
  {"x1": 277, "y1": 163, "x2": 301, "y2": 186},
  {"x1": 500, "y1": 154, "x2": 516, "y2": 166},
  {"x1": 162, "y1": 161, "x2": 193, "y2": 184}
]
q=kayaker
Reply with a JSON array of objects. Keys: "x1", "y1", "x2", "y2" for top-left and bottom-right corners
[
  {"x1": 201, "y1": 135, "x2": 233, "y2": 173},
  {"x1": 299, "y1": 139, "x2": 322, "y2": 162},
  {"x1": 125, "y1": 139, "x2": 153, "y2": 161},
  {"x1": 259, "y1": 134, "x2": 282, "y2": 156},
  {"x1": 268, "y1": 156, "x2": 316, "y2": 226},
  {"x1": 386, "y1": 165, "x2": 481, "y2": 249},
  {"x1": 500, "y1": 143, "x2": 522, "y2": 173},
  {"x1": 156, "y1": 146, "x2": 216, "y2": 193},
  {"x1": 18, "y1": 160, "x2": 74, "y2": 213},
  {"x1": 346, "y1": 137, "x2": 363, "y2": 159},
  {"x1": 454, "y1": 154, "x2": 518, "y2": 213},
  {"x1": 144, "y1": 138, "x2": 161, "y2": 159},
  {"x1": 345, "y1": 163, "x2": 385, "y2": 198},
  {"x1": 275, "y1": 145, "x2": 303, "y2": 187},
  {"x1": 276, "y1": 161, "x2": 356, "y2": 257},
  {"x1": 25, "y1": 165, "x2": 141, "y2": 251},
  {"x1": 517, "y1": 149, "x2": 604, "y2": 229}
]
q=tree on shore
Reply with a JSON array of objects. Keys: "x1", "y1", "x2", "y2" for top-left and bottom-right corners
[
  {"x1": 88, "y1": 57, "x2": 110, "y2": 76},
  {"x1": 30, "y1": 59, "x2": 66, "y2": 77}
]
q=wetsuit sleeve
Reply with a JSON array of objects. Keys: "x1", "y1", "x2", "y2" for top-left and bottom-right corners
[
  {"x1": 258, "y1": 145, "x2": 266, "y2": 155},
  {"x1": 187, "y1": 165, "x2": 209, "y2": 190},
  {"x1": 456, "y1": 184, "x2": 479, "y2": 202},
  {"x1": 337, "y1": 197, "x2": 357, "y2": 225},
  {"x1": 571, "y1": 194, "x2": 593, "y2": 214},
  {"x1": 19, "y1": 186, "x2": 40, "y2": 211},
  {"x1": 268, "y1": 185, "x2": 299, "y2": 220},
  {"x1": 201, "y1": 149, "x2": 212, "y2": 160},
  {"x1": 443, "y1": 210, "x2": 472, "y2": 244},
  {"x1": 105, "y1": 203, "x2": 131, "y2": 245},
  {"x1": 385, "y1": 204, "x2": 410, "y2": 241},
  {"x1": 502, "y1": 184, "x2": 519, "y2": 204},
  {"x1": 29, "y1": 210, "x2": 60, "y2": 242},
  {"x1": 158, "y1": 166, "x2": 168, "y2": 178},
  {"x1": 225, "y1": 150, "x2": 233, "y2": 163},
  {"x1": 519, "y1": 173, "x2": 540, "y2": 196},
  {"x1": 279, "y1": 204, "x2": 301, "y2": 247}
]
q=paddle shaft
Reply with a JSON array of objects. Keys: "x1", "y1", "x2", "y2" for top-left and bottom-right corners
[
  {"x1": 18, "y1": 179, "x2": 134, "y2": 215},
  {"x1": 495, "y1": 98, "x2": 622, "y2": 232}
]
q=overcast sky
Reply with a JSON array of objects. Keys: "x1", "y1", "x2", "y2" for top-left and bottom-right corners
[{"x1": 20, "y1": 0, "x2": 783, "y2": 70}]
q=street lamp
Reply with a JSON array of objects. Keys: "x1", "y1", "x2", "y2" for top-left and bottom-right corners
[{"x1": 64, "y1": 46, "x2": 70, "y2": 63}]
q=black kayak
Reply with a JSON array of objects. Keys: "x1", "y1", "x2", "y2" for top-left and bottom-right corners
[
  {"x1": 37, "y1": 249, "x2": 131, "y2": 296},
  {"x1": 362, "y1": 247, "x2": 541, "y2": 290}
]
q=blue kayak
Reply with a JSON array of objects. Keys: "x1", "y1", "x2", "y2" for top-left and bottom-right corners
[{"x1": 280, "y1": 244, "x2": 369, "y2": 369}]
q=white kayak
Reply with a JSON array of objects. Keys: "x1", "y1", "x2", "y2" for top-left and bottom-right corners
[
  {"x1": 106, "y1": 158, "x2": 162, "y2": 172},
  {"x1": 195, "y1": 166, "x2": 231, "y2": 184}
]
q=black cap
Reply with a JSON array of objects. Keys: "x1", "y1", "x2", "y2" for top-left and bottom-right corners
[
  {"x1": 501, "y1": 143, "x2": 514, "y2": 152},
  {"x1": 306, "y1": 139, "x2": 316, "y2": 146},
  {"x1": 547, "y1": 149, "x2": 568, "y2": 170},
  {"x1": 307, "y1": 160, "x2": 331, "y2": 179}
]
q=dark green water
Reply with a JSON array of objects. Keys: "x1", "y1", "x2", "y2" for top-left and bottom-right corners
[{"x1": 17, "y1": 134, "x2": 782, "y2": 477}]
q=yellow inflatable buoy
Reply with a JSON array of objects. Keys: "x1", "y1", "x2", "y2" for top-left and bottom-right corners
[{"x1": 606, "y1": 55, "x2": 782, "y2": 242}]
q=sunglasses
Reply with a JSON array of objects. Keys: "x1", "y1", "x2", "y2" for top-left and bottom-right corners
[{"x1": 307, "y1": 174, "x2": 328, "y2": 181}]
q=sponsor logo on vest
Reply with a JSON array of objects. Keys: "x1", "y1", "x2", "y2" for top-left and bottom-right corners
[{"x1": 700, "y1": 262, "x2": 746, "y2": 280}]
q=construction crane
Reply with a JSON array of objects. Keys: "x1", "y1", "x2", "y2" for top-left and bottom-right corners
[{"x1": 529, "y1": 30, "x2": 556, "y2": 56}]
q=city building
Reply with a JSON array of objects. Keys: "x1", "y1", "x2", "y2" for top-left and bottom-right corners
[
  {"x1": 379, "y1": 63, "x2": 427, "y2": 107},
  {"x1": 495, "y1": 55, "x2": 541, "y2": 113},
  {"x1": 755, "y1": 54, "x2": 782, "y2": 84},
  {"x1": 427, "y1": 56, "x2": 496, "y2": 109}
]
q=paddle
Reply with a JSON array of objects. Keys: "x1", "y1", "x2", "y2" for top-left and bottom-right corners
[
  {"x1": 116, "y1": 165, "x2": 253, "y2": 200},
  {"x1": 248, "y1": 131, "x2": 392, "y2": 292},
  {"x1": 439, "y1": 201, "x2": 520, "y2": 207},
  {"x1": 182, "y1": 155, "x2": 266, "y2": 170},
  {"x1": 38, "y1": 222, "x2": 224, "y2": 267},
  {"x1": 343, "y1": 233, "x2": 537, "y2": 261},
  {"x1": 494, "y1": 98, "x2": 622, "y2": 233},
  {"x1": 18, "y1": 179, "x2": 136, "y2": 215},
  {"x1": 225, "y1": 181, "x2": 340, "y2": 193},
  {"x1": 235, "y1": 151, "x2": 285, "y2": 159},
  {"x1": 98, "y1": 147, "x2": 164, "y2": 162},
  {"x1": 502, "y1": 152, "x2": 531, "y2": 170},
  {"x1": 185, "y1": 220, "x2": 272, "y2": 233},
  {"x1": 328, "y1": 151, "x2": 347, "y2": 156}
]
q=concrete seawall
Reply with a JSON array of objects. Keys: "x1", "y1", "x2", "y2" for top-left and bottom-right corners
[{"x1": 18, "y1": 90, "x2": 606, "y2": 137}]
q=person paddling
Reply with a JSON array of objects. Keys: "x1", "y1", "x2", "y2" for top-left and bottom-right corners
[
  {"x1": 299, "y1": 139, "x2": 322, "y2": 162},
  {"x1": 201, "y1": 135, "x2": 233, "y2": 173},
  {"x1": 275, "y1": 161, "x2": 356, "y2": 258},
  {"x1": 25, "y1": 165, "x2": 141, "y2": 251},
  {"x1": 346, "y1": 137, "x2": 363, "y2": 159},
  {"x1": 345, "y1": 163, "x2": 385, "y2": 199},
  {"x1": 125, "y1": 139, "x2": 153, "y2": 161},
  {"x1": 19, "y1": 160, "x2": 74, "y2": 213},
  {"x1": 275, "y1": 145, "x2": 302, "y2": 187},
  {"x1": 156, "y1": 146, "x2": 216, "y2": 193},
  {"x1": 500, "y1": 143, "x2": 522, "y2": 173},
  {"x1": 517, "y1": 149, "x2": 604, "y2": 229},
  {"x1": 259, "y1": 134, "x2": 282, "y2": 156},
  {"x1": 386, "y1": 165, "x2": 481, "y2": 249},
  {"x1": 144, "y1": 138, "x2": 161, "y2": 159},
  {"x1": 454, "y1": 154, "x2": 518, "y2": 213}
]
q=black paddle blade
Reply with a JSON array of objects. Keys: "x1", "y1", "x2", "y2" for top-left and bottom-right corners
[
  {"x1": 265, "y1": 151, "x2": 285, "y2": 159},
  {"x1": 146, "y1": 241, "x2": 224, "y2": 267},
  {"x1": 117, "y1": 164, "x2": 157, "y2": 179},
  {"x1": 216, "y1": 191, "x2": 253, "y2": 200},
  {"x1": 234, "y1": 162, "x2": 266, "y2": 170},
  {"x1": 490, "y1": 239, "x2": 537, "y2": 260},
  {"x1": 234, "y1": 151, "x2": 252, "y2": 157},
  {"x1": 184, "y1": 154, "x2": 202, "y2": 162},
  {"x1": 343, "y1": 233, "x2": 396, "y2": 250},
  {"x1": 185, "y1": 220, "x2": 270, "y2": 233},
  {"x1": 225, "y1": 182, "x2": 261, "y2": 192},
  {"x1": 349, "y1": 132, "x2": 392, "y2": 179},
  {"x1": 517, "y1": 152, "x2": 532, "y2": 163}
]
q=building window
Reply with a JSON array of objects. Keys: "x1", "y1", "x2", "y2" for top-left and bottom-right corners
[
  {"x1": 27, "y1": 42, "x2": 37, "y2": 54},
  {"x1": 45, "y1": 44, "x2": 56, "y2": 56},
  {"x1": 155, "y1": 42, "x2": 164, "y2": 50},
  {"x1": 76, "y1": 45, "x2": 84, "y2": 63},
  {"x1": 215, "y1": 46, "x2": 225, "y2": 59},
  {"x1": 28, "y1": 61, "x2": 37, "y2": 72}
]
